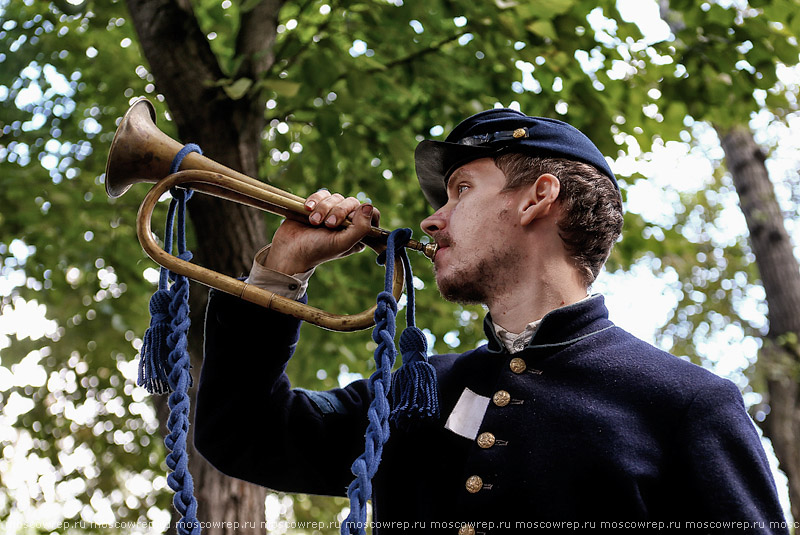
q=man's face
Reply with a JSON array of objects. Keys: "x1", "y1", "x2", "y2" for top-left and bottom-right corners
[{"x1": 420, "y1": 158, "x2": 521, "y2": 305}]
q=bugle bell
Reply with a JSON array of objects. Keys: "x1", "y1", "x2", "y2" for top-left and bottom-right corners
[{"x1": 105, "y1": 97, "x2": 436, "y2": 331}]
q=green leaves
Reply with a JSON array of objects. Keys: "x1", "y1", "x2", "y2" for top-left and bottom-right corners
[
  {"x1": 527, "y1": 20, "x2": 558, "y2": 40},
  {"x1": 259, "y1": 78, "x2": 301, "y2": 98},
  {"x1": 657, "y1": 0, "x2": 800, "y2": 129},
  {"x1": 514, "y1": 0, "x2": 576, "y2": 20},
  {"x1": 221, "y1": 77, "x2": 253, "y2": 100}
]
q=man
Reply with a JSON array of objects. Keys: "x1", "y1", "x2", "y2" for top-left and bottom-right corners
[{"x1": 194, "y1": 109, "x2": 788, "y2": 533}]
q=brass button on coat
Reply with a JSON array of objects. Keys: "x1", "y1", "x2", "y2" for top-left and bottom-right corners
[
  {"x1": 465, "y1": 475, "x2": 483, "y2": 493},
  {"x1": 509, "y1": 357, "x2": 527, "y2": 374},
  {"x1": 477, "y1": 432, "x2": 496, "y2": 449},
  {"x1": 458, "y1": 524, "x2": 476, "y2": 535},
  {"x1": 493, "y1": 390, "x2": 511, "y2": 407}
]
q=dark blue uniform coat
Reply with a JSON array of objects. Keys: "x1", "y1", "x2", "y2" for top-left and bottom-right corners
[{"x1": 195, "y1": 291, "x2": 788, "y2": 533}]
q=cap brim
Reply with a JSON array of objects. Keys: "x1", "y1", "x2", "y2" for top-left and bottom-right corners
[{"x1": 415, "y1": 140, "x2": 496, "y2": 210}]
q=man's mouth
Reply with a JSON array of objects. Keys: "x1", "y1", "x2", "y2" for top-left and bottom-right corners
[
  {"x1": 433, "y1": 239, "x2": 451, "y2": 263},
  {"x1": 435, "y1": 234, "x2": 452, "y2": 249}
]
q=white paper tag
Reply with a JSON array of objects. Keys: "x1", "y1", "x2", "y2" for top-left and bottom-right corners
[{"x1": 444, "y1": 387, "x2": 490, "y2": 440}]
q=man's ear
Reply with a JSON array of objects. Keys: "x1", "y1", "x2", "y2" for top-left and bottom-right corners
[{"x1": 519, "y1": 173, "x2": 560, "y2": 226}]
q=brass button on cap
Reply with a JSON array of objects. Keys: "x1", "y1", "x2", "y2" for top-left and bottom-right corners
[
  {"x1": 509, "y1": 357, "x2": 527, "y2": 374},
  {"x1": 465, "y1": 475, "x2": 483, "y2": 493},
  {"x1": 459, "y1": 524, "x2": 476, "y2": 535},
  {"x1": 493, "y1": 390, "x2": 511, "y2": 407},
  {"x1": 477, "y1": 432, "x2": 496, "y2": 449}
]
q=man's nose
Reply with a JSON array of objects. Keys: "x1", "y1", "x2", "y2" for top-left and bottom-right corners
[{"x1": 421, "y1": 209, "x2": 447, "y2": 237}]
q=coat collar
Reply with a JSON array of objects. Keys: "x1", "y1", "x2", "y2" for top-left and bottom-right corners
[{"x1": 483, "y1": 294, "x2": 614, "y2": 354}]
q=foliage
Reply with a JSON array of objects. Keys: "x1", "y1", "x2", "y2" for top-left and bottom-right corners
[
  {"x1": 1, "y1": 0, "x2": 798, "y2": 531},
  {"x1": 626, "y1": 0, "x2": 800, "y2": 381},
  {"x1": 0, "y1": 0, "x2": 170, "y2": 531}
]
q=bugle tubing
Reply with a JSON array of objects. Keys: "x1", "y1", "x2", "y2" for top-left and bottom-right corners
[
  {"x1": 106, "y1": 97, "x2": 435, "y2": 331},
  {"x1": 135, "y1": 170, "x2": 406, "y2": 331}
]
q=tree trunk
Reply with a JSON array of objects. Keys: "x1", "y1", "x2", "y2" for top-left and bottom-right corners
[
  {"x1": 656, "y1": 0, "x2": 797, "y2": 520},
  {"x1": 124, "y1": 0, "x2": 280, "y2": 532},
  {"x1": 719, "y1": 125, "x2": 800, "y2": 521}
]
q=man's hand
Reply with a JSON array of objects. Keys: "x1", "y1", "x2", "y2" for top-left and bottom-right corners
[{"x1": 264, "y1": 190, "x2": 380, "y2": 275}]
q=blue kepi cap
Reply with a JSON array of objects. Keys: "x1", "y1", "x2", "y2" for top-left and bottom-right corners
[{"x1": 415, "y1": 108, "x2": 617, "y2": 209}]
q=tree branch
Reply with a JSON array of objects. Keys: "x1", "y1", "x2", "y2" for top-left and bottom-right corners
[
  {"x1": 265, "y1": 0, "x2": 340, "y2": 79},
  {"x1": 124, "y1": 0, "x2": 226, "y2": 136},
  {"x1": 235, "y1": 0, "x2": 286, "y2": 80},
  {"x1": 376, "y1": 30, "x2": 467, "y2": 74},
  {"x1": 268, "y1": 30, "x2": 467, "y2": 122}
]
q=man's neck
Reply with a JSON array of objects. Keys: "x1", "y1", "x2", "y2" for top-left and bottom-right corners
[{"x1": 486, "y1": 267, "x2": 588, "y2": 334}]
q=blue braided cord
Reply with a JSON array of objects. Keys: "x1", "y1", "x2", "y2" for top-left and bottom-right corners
[
  {"x1": 170, "y1": 144, "x2": 202, "y2": 174},
  {"x1": 139, "y1": 144, "x2": 202, "y2": 534},
  {"x1": 389, "y1": 236, "x2": 439, "y2": 429},
  {"x1": 158, "y1": 197, "x2": 179, "y2": 289},
  {"x1": 139, "y1": 197, "x2": 181, "y2": 394},
  {"x1": 342, "y1": 228, "x2": 412, "y2": 535},
  {"x1": 139, "y1": 143, "x2": 201, "y2": 393},
  {"x1": 164, "y1": 187, "x2": 200, "y2": 535},
  {"x1": 398, "y1": 247, "x2": 416, "y2": 327}
]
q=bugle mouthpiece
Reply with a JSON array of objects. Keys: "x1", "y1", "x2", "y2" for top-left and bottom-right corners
[{"x1": 406, "y1": 240, "x2": 438, "y2": 261}]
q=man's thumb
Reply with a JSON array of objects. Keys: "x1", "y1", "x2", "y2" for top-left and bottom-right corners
[
  {"x1": 359, "y1": 203, "x2": 374, "y2": 222},
  {"x1": 340, "y1": 203, "x2": 373, "y2": 245}
]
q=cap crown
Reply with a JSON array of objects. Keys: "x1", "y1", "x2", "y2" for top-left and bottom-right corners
[{"x1": 415, "y1": 108, "x2": 617, "y2": 209}]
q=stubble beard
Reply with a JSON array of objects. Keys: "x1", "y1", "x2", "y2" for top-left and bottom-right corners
[{"x1": 434, "y1": 243, "x2": 517, "y2": 306}]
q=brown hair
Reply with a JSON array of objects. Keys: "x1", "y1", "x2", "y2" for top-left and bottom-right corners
[{"x1": 494, "y1": 153, "x2": 624, "y2": 286}]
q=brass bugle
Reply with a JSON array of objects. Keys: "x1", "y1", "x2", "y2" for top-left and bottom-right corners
[{"x1": 105, "y1": 97, "x2": 436, "y2": 331}]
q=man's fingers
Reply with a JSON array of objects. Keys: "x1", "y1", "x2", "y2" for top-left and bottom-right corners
[
  {"x1": 307, "y1": 192, "x2": 342, "y2": 225},
  {"x1": 308, "y1": 194, "x2": 361, "y2": 228},
  {"x1": 304, "y1": 189, "x2": 331, "y2": 212},
  {"x1": 299, "y1": 190, "x2": 376, "y2": 255},
  {"x1": 326, "y1": 196, "x2": 362, "y2": 228},
  {"x1": 303, "y1": 189, "x2": 378, "y2": 228}
]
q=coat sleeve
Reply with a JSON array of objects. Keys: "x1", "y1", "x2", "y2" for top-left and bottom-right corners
[
  {"x1": 677, "y1": 377, "x2": 789, "y2": 533},
  {"x1": 193, "y1": 289, "x2": 371, "y2": 497}
]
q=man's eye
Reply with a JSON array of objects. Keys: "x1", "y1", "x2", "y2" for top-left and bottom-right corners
[{"x1": 457, "y1": 184, "x2": 469, "y2": 196}]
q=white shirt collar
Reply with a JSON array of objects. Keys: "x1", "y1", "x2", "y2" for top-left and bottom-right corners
[
  {"x1": 492, "y1": 294, "x2": 593, "y2": 353},
  {"x1": 493, "y1": 320, "x2": 542, "y2": 354}
]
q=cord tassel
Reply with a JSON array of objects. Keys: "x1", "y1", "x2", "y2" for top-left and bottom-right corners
[
  {"x1": 138, "y1": 189, "x2": 180, "y2": 395},
  {"x1": 139, "y1": 288, "x2": 173, "y2": 394},
  {"x1": 390, "y1": 326, "x2": 439, "y2": 429}
]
